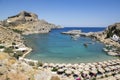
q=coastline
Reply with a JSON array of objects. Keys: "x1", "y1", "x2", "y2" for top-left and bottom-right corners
[{"x1": 21, "y1": 47, "x2": 32, "y2": 58}]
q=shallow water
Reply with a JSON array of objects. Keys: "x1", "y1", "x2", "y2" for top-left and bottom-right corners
[{"x1": 24, "y1": 27, "x2": 118, "y2": 63}]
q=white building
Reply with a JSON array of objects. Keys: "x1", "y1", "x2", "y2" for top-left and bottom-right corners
[{"x1": 111, "y1": 34, "x2": 119, "y2": 41}]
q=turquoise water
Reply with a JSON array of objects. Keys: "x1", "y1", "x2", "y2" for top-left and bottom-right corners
[{"x1": 24, "y1": 27, "x2": 117, "y2": 63}]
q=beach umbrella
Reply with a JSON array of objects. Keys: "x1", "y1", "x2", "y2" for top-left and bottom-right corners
[
  {"x1": 73, "y1": 64, "x2": 79, "y2": 68},
  {"x1": 90, "y1": 64, "x2": 95, "y2": 68},
  {"x1": 98, "y1": 68, "x2": 105, "y2": 73},
  {"x1": 80, "y1": 63, "x2": 85, "y2": 66},
  {"x1": 65, "y1": 69, "x2": 72, "y2": 75},
  {"x1": 78, "y1": 65, "x2": 83, "y2": 68},
  {"x1": 63, "y1": 67, "x2": 67, "y2": 70},
  {"x1": 111, "y1": 62, "x2": 116, "y2": 65},
  {"x1": 49, "y1": 63, "x2": 54, "y2": 67},
  {"x1": 87, "y1": 63, "x2": 92, "y2": 66},
  {"x1": 115, "y1": 74, "x2": 120, "y2": 79},
  {"x1": 61, "y1": 63, "x2": 66, "y2": 67},
  {"x1": 91, "y1": 67, "x2": 97, "y2": 70},
  {"x1": 98, "y1": 62, "x2": 103, "y2": 64},
  {"x1": 78, "y1": 68, "x2": 83, "y2": 72},
  {"x1": 106, "y1": 62, "x2": 111, "y2": 66},
  {"x1": 112, "y1": 59, "x2": 116, "y2": 62},
  {"x1": 55, "y1": 63, "x2": 60, "y2": 67},
  {"x1": 82, "y1": 70, "x2": 89, "y2": 74},
  {"x1": 57, "y1": 69, "x2": 64, "y2": 74},
  {"x1": 116, "y1": 61, "x2": 120, "y2": 64},
  {"x1": 84, "y1": 65, "x2": 90, "y2": 68},
  {"x1": 96, "y1": 75, "x2": 102, "y2": 79},
  {"x1": 105, "y1": 67, "x2": 111, "y2": 71},
  {"x1": 108, "y1": 60, "x2": 112, "y2": 63},
  {"x1": 106, "y1": 72, "x2": 112, "y2": 76},
  {"x1": 93, "y1": 62, "x2": 98, "y2": 65},
  {"x1": 97, "y1": 64, "x2": 102, "y2": 67},
  {"x1": 66, "y1": 63, "x2": 72, "y2": 68},
  {"x1": 58, "y1": 64, "x2": 63, "y2": 68},
  {"x1": 116, "y1": 59, "x2": 120, "y2": 61},
  {"x1": 101, "y1": 63, "x2": 106, "y2": 67},
  {"x1": 91, "y1": 69, "x2": 97, "y2": 74},
  {"x1": 43, "y1": 63, "x2": 48, "y2": 67},
  {"x1": 71, "y1": 68, "x2": 75, "y2": 72},
  {"x1": 84, "y1": 67, "x2": 90, "y2": 71},
  {"x1": 58, "y1": 69, "x2": 64, "y2": 72},
  {"x1": 116, "y1": 65, "x2": 120, "y2": 69},
  {"x1": 109, "y1": 66, "x2": 115, "y2": 70},
  {"x1": 73, "y1": 71, "x2": 80, "y2": 76},
  {"x1": 103, "y1": 61, "x2": 108, "y2": 64}
]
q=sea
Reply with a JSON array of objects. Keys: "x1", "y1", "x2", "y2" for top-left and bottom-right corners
[{"x1": 24, "y1": 27, "x2": 118, "y2": 63}]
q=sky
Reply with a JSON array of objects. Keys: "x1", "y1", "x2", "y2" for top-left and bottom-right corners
[{"x1": 0, "y1": 0, "x2": 120, "y2": 27}]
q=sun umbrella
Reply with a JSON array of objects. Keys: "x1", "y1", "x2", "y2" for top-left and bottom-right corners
[
  {"x1": 98, "y1": 68, "x2": 105, "y2": 73},
  {"x1": 57, "y1": 69, "x2": 64, "y2": 73},
  {"x1": 82, "y1": 70, "x2": 89, "y2": 74},
  {"x1": 78, "y1": 65, "x2": 83, "y2": 68},
  {"x1": 78, "y1": 68, "x2": 83, "y2": 72},
  {"x1": 66, "y1": 63, "x2": 72, "y2": 68},
  {"x1": 80, "y1": 63, "x2": 85, "y2": 66},
  {"x1": 65, "y1": 69, "x2": 72, "y2": 75},
  {"x1": 105, "y1": 67, "x2": 111, "y2": 71},
  {"x1": 73, "y1": 64, "x2": 79, "y2": 68},
  {"x1": 91, "y1": 69, "x2": 97, "y2": 74},
  {"x1": 74, "y1": 70, "x2": 80, "y2": 75},
  {"x1": 43, "y1": 63, "x2": 48, "y2": 67},
  {"x1": 93, "y1": 62, "x2": 98, "y2": 65},
  {"x1": 49, "y1": 63, "x2": 54, "y2": 67},
  {"x1": 84, "y1": 67, "x2": 90, "y2": 71}
]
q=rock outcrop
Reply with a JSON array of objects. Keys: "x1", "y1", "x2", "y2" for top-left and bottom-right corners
[
  {"x1": 1, "y1": 11, "x2": 61, "y2": 35},
  {"x1": 62, "y1": 30, "x2": 81, "y2": 35},
  {"x1": 105, "y1": 23, "x2": 120, "y2": 38}
]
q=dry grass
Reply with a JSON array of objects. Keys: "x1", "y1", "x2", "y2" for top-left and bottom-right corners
[
  {"x1": 50, "y1": 76, "x2": 60, "y2": 80},
  {"x1": 8, "y1": 57, "x2": 16, "y2": 64},
  {"x1": 0, "y1": 52, "x2": 9, "y2": 60},
  {"x1": 0, "y1": 72, "x2": 26, "y2": 80}
]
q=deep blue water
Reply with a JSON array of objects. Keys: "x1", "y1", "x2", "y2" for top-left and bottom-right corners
[{"x1": 25, "y1": 27, "x2": 117, "y2": 63}]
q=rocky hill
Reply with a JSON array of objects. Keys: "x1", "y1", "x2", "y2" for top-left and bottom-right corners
[
  {"x1": 0, "y1": 11, "x2": 61, "y2": 35},
  {"x1": 105, "y1": 23, "x2": 120, "y2": 38},
  {"x1": 0, "y1": 26, "x2": 23, "y2": 46}
]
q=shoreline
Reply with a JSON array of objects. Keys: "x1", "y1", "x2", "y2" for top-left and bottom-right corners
[{"x1": 21, "y1": 47, "x2": 32, "y2": 58}]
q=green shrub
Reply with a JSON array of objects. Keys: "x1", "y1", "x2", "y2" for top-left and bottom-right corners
[
  {"x1": 51, "y1": 67, "x2": 58, "y2": 72},
  {"x1": 13, "y1": 51, "x2": 23, "y2": 59},
  {"x1": 12, "y1": 42, "x2": 16, "y2": 45},
  {"x1": 12, "y1": 29, "x2": 22, "y2": 34},
  {"x1": 37, "y1": 61, "x2": 43, "y2": 67},
  {"x1": 29, "y1": 61, "x2": 35, "y2": 66},
  {"x1": 4, "y1": 47, "x2": 13, "y2": 53},
  {"x1": 0, "y1": 46, "x2": 5, "y2": 49}
]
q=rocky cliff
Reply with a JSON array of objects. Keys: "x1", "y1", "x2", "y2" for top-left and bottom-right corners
[
  {"x1": 105, "y1": 23, "x2": 120, "y2": 38},
  {"x1": 0, "y1": 11, "x2": 61, "y2": 35}
]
